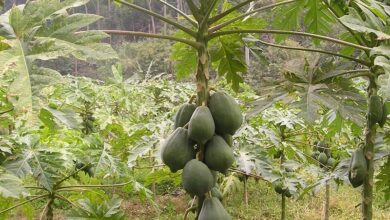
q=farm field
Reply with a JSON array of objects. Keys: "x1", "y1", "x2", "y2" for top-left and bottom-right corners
[{"x1": 0, "y1": 0, "x2": 389, "y2": 220}]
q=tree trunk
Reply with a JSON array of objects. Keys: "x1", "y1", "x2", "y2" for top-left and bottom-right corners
[
  {"x1": 322, "y1": 183, "x2": 330, "y2": 220},
  {"x1": 281, "y1": 194, "x2": 286, "y2": 220},
  {"x1": 96, "y1": 0, "x2": 101, "y2": 29},
  {"x1": 244, "y1": 177, "x2": 249, "y2": 208},
  {"x1": 148, "y1": 0, "x2": 156, "y2": 34},
  {"x1": 362, "y1": 76, "x2": 377, "y2": 220}
]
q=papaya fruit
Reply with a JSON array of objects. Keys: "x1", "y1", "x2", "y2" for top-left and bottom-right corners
[
  {"x1": 327, "y1": 157, "x2": 336, "y2": 169},
  {"x1": 368, "y1": 95, "x2": 383, "y2": 127},
  {"x1": 348, "y1": 148, "x2": 367, "y2": 188},
  {"x1": 379, "y1": 103, "x2": 387, "y2": 128},
  {"x1": 318, "y1": 152, "x2": 328, "y2": 165},
  {"x1": 208, "y1": 92, "x2": 243, "y2": 135},
  {"x1": 211, "y1": 187, "x2": 223, "y2": 201},
  {"x1": 161, "y1": 128, "x2": 196, "y2": 172},
  {"x1": 285, "y1": 190, "x2": 292, "y2": 198},
  {"x1": 222, "y1": 134, "x2": 233, "y2": 147},
  {"x1": 205, "y1": 135, "x2": 234, "y2": 173},
  {"x1": 273, "y1": 180, "x2": 284, "y2": 195},
  {"x1": 188, "y1": 106, "x2": 215, "y2": 144},
  {"x1": 174, "y1": 103, "x2": 196, "y2": 129},
  {"x1": 182, "y1": 159, "x2": 214, "y2": 196},
  {"x1": 198, "y1": 197, "x2": 231, "y2": 220},
  {"x1": 311, "y1": 151, "x2": 320, "y2": 159}
]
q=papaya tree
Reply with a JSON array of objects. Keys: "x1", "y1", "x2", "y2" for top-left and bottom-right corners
[
  {"x1": 102, "y1": 0, "x2": 389, "y2": 219},
  {"x1": 0, "y1": 0, "x2": 118, "y2": 123}
]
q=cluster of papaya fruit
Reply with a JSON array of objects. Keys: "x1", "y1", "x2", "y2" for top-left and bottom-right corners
[
  {"x1": 368, "y1": 95, "x2": 387, "y2": 128},
  {"x1": 348, "y1": 146, "x2": 367, "y2": 188},
  {"x1": 273, "y1": 179, "x2": 292, "y2": 198},
  {"x1": 311, "y1": 141, "x2": 337, "y2": 169},
  {"x1": 161, "y1": 91, "x2": 242, "y2": 219}
]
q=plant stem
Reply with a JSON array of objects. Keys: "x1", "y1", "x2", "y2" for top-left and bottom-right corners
[
  {"x1": 281, "y1": 193, "x2": 286, "y2": 220},
  {"x1": 250, "y1": 38, "x2": 369, "y2": 65},
  {"x1": 0, "y1": 194, "x2": 48, "y2": 215},
  {"x1": 99, "y1": 30, "x2": 200, "y2": 48},
  {"x1": 322, "y1": 182, "x2": 330, "y2": 220},
  {"x1": 113, "y1": 0, "x2": 197, "y2": 37},
  {"x1": 185, "y1": 0, "x2": 201, "y2": 20},
  {"x1": 54, "y1": 163, "x2": 91, "y2": 189},
  {"x1": 57, "y1": 180, "x2": 133, "y2": 190},
  {"x1": 362, "y1": 76, "x2": 377, "y2": 220},
  {"x1": 209, "y1": 0, "x2": 257, "y2": 23},
  {"x1": 208, "y1": 29, "x2": 371, "y2": 51},
  {"x1": 209, "y1": 0, "x2": 296, "y2": 31},
  {"x1": 54, "y1": 194, "x2": 92, "y2": 214},
  {"x1": 156, "y1": 0, "x2": 198, "y2": 27}
]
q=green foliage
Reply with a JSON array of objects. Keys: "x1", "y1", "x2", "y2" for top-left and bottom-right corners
[
  {"x1": 67, "y1": 196, "x2": 125, "y2": 220},
  {"x1": 0, "y1": 0, "x2": 117, "y2": 118},
  {"x1": 273, "y1": 0, "x2": 335, "y2": 43}
]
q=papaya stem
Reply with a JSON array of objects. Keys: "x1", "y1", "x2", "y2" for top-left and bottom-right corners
[{"x1": 362, "y1": 76, "x2": 377, "y2": 220}]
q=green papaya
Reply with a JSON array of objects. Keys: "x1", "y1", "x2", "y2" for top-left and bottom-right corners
[
  {"x1": 198, "y1": 197, "x2": 231, "y2": 220},
  {"x1": 379, "y1": 103, "x2": 387, "y2": 128},
  {"x1": 174, "y1": 103, "x2": 196, "y2": 129},
  {"x1": 273, "y1": 180, "x2": 284, "y2": 195},
  {"x1": 205, "y1": 136, "x2": 234, "y2": 173},
  {"x1": 327, "y1": 157, "x2": 337, "y2": 169},
  {"x1": 161, "y1": 128, "x2": 196, "y2": 172},
  {"x1": 311, "y1": 151, "x2": 320, "y2": 159},
  {"x1": 368, "y1": 95, "x2": 383, "y2": 127},
  {"x1": 208, "y1": 92, "x2": 243, "y2": 135},
  {"x1": 285, "y1": 190, "x2": 292, "y2": 198},
  {"x1": 318, "y1": 152, "x2": 328, "y2": 165},
  {"x1": 348, "y1": 148, "x2": 367, "y2": 188},
  {"x1": 211, "y1": 187, "x2": 223, "y2": 201},
  {"x1": 188, "y1": 106, "x2": 215, "y2": 144},
  {"x1": 182, "y1": 159, "x2": 214, "y2": 196},
  {"x1": 222, "y1": 134, "x2": 233, "y2": 147}
]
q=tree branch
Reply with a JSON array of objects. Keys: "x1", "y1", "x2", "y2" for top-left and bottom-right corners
[
  {"x1": 0, "y1": 194, "x2": 49, "y2": 215},
  {"x1": 98, "y1": 30, "x2": 200, "y2": 48},
  {"x1": 252, "y1": 38, "x2": 369, "y2": 65},
  {"x1": 57, "y1": 180, "x2": 134, "y2": 190},
  {"x1": 156, "y1": 0, "x2": 198, "y2": 27},
  {"x1": 199, "y1": 0, "x2": 220, "y2": 31},
  {"x1": 209, "y1": 0, "x2": 257, "y2": 23},
  {"x1": 0, "y1": 107, "x2": 14, "y2": 115},
  {"x1": 208, "y1": 29, "x2": 371, "y2": 51},
  {"x1": 54, "y1": 163, "x2": 91, "y2": 189},
  {"x1": 54, "y1": 194, "x2": 92, "y2": 214},
  {"x1": 185, "y1": 0, "x2": 201, "y2": 21},
  {"x1": 209, "y1": 0, "x2": 296, "y2": 32},
  {"x1": 113, "y1": 0, "x2": 196, "y2": 37}
]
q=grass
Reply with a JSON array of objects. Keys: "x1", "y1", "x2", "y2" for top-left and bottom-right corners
[{"x1": 124, "y1": 179, "x2": 390, "y2": 220}]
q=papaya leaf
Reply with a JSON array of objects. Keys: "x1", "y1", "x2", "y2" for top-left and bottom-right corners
[
  {"x1": 39, "y1": 107, "x2": 79, "y2": 129},
  {"x1": 376, "y1": 156, "x2": 390, "y2": 200},
  {"x1": 0, "y1": 173, "x2": 27, "y2": 198},
  {"x1": 340, "y1": 7, "x2": 390, "y2": 40},
  {"x1": 273, "y1": 0, "x2": 335, "y2": 44},
  {"x1": 0, "y1": 0, "x2": 117, "y2": 119},
  {"x1": 170, "y1": 42, "x2": 197, "y2": 79},
  {"x1": 211, "y1": 36, "x2": 246, "y2": 91}
]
